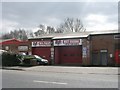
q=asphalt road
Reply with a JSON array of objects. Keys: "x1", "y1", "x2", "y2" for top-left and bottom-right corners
[{"x1": 2, "y1": 70, "x2": 118, "y2": 88}]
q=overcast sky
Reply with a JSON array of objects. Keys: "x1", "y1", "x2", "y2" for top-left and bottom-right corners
[{"x1": 1, "y1": 0, "x2": 118, "y2": 35}]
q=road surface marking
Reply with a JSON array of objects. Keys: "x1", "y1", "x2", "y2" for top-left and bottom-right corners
[{"x1": 33, "y1": 80, "x2": 67, "y2": 85}]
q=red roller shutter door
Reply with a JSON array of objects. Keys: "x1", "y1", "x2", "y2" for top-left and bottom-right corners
[
  {"x1": 115, "y1": 49, "x2": 120, "y2": 64},
  {"x1": 32, "y1": 47, "x2": 51, "y2": 62},
  {"x1": 60, "y1": 46, "x2": 82, "y2": 64}
]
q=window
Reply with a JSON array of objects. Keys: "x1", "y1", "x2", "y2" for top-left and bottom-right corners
[
  {"x1": 64, "y1": 54, "x2": 67, "y2": 56},
  {"x1": 114, "y1": 35, "x2": 120, "y2": 39},
  {"x1": 5, "y1": 46, "x2": 9, "y2": 50},
  {"x1": 18, "y1": 46, "x2": 28, "y2": 51}
]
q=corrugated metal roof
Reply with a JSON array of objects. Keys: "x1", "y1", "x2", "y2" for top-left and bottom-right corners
[
  {"x1": 52, "y1": 31, "x2": 92, "y2": 39},
  {"x1": 52, "y1": 35, "x2": 88, "y2": 39},
  {"x1": 52, "y1": 34, "x2": 89, "y2": 39},
  {"x1": 28, "y1": 30, "x2": 119, "y2": 40},
  {"x1": 28, "y1": 32, "x2": 92, "y2": 40},
  {"x1": 90, "y1": 30, "x2": 119, "y2": 35},
  {"x1": 28, "y1": 35, "x2": 53, "y2": 40},
  {"x1": 0, "y1": 38, "x2": 28, "y2": 45},
  {"x1": 0, "y1": 38, "x2": 21, "y2": 43}
]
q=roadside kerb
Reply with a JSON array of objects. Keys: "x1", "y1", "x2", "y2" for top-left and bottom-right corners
[
  {"x1": 24, "y1": 66, "x2": 119, "y2": 75},
  {"x1": 1, "y1": 66, "x2": 119, "y2": 75},
  {"x1": 2, "y1": 67, "x2": 25, "y2": 71}
]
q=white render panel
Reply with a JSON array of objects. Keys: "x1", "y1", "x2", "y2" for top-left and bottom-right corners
[
  {"x1": 32, "y1": 41, "x2": 51, "y2": 47},
  {"x1": 53, "y1": 39, "x2": 82, "y2": 46}
]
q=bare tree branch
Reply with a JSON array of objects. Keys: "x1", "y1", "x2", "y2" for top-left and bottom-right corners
[{"x1": 57, "y1": 17, "x2": 86, "y2": 33}]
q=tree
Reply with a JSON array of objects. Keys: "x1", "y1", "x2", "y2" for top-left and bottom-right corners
[
  {"x1": 34, "y1": 30, "x2": 45, "y2": 36},
  {"x1": 26, "y1": 30, "x2": 34, "y2": 38},
  {"x1": 1, "y1": 33, "x2": 12, "y2": 39},
  {"x1": 34, "y1": 24, "x2": 46, "y2": 37},
  {"x1": 46, "y1": 26, "x2": 55, "y2": 34},
  {"x1": 28, "y1": 32, "x2": 34, "y2": 37},
  {"x1": 57, "y1": 18, "x2": 86, "y2": 33},
  {"x1": 55, "y1": 28, "x2": 63, "y2": 33},
  {"x1": 34, "y1": 24, "x2": 56, "y2": 36},
  {"x1": 1, "y1": 29, "x2": 29, "y2": 40}
]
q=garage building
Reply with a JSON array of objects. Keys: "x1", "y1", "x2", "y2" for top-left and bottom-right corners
[
  {"x1": 53, "y1": 33, "x2": 90, "y2": 65},
  {"x1": 28, "y1": 30, "x2": 120, "y2": 66},
  {"x1": 29, "y1": 36, "x2": 53, "y2": 64},
  {"x1": 29, "y1": 32, "x2": 90, "y2": 65}
]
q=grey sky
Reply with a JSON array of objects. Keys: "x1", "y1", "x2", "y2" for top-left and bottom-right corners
[{"x1": 1, "y1": 1, "x2": 118, "y2": 35}]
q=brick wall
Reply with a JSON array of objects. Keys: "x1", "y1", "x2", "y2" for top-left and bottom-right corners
[{"x1": 90, "y1": 34, "x2": 116, "y2": 65}]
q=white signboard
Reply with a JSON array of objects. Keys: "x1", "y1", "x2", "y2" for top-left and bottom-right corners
[
  {"x1": 54, "y1": 39, "x2": 82, "y2": 46},
  {"x1": 110, "y1": 54, "x2": 113, "y2": 58},
  {"x1": 114, "y1": 35, "x2": 120, "y2": 39},
  {"x1": 5, "y1": 46, "x2": 9, "y2": 50},
  {"x1": 32, "y1": 41, "x2": 51, "y2": 47},
  {"x1": 82, "y1": 47, "x2": 87, "y2": 57},
  {"x1": 100, "y1": 50, "x2": 107, "y2": 52},
  {"x1": 51, "y1": 48, "x2": 54, "y2": 51},
  {"x1": 18, "y1": 46, "x2": 28, "y2": 51}
]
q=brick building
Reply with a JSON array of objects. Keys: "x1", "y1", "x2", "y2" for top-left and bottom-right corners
[
  {"x1": 1, "y1": 30, "x2": 119, "y2": 66},
  {"x1": 29, "y1": 36, "x2": 53, "y2": 64},
  {"x1": 89, "y1": 30, "x2": 120, "y2": 66},
  {"x1": 52, "y1": 32, "x2": 90, "y2": 65},
  {"x1": 29, "y1": 30, "x2": 120, "y2": 66},
  {"x1": 29, "y1": 32, "x2": 91, "y2": 65}
]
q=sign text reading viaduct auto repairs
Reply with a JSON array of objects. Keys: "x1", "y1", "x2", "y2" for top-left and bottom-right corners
[
  {"x1": 54, "y1": 39, "x2": 82, "y2": 46},
  {"x1": 32, "y1": 40, "x2": 51, "y2": 47}
]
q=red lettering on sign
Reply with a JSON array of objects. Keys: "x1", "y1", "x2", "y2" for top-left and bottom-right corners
[
  {"x1": 32, "y1": 41, "x2": 51, "y2": 47},
  {"x1": 63, "y1": 40, "x2": 70, "y2": 44}
]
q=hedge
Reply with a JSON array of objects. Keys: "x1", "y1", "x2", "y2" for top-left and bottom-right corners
[{"x1": 2, "y1": 52, "x2": 21, "y2": 66}]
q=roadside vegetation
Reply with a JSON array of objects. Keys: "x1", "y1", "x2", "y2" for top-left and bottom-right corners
[{"x1": 2, "y1": 52, "x2": 21, "y2": 66}]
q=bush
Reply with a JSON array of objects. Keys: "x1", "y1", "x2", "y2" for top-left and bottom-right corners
[{"x1": 2, "y1": 52, "x2": 21, "y2": 66}]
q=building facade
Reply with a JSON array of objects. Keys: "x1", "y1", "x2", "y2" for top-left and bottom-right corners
[
  {"x1": 2, "y1": 30, "x2": 118, "y2": 66},
  {"x1": 90, "y1": 32, "x2": 120, "y2": 66},
  {"x1": 52, "y1": 36, "x2": 90, "y2": 65},
  {"x1": 0, "y1": 38, "x2": 31, "y2": 54},
  {"x1": 28, "y1": 30, "x2": 120, "y2": 66},
  {"x1": 29, "y1": 36, "x2": 53, "y2": 64},
  {"x1": 29, "y1": 32, "x2": 91, "y2": 65}
]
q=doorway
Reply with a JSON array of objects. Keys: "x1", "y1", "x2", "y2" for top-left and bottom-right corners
[{"x1": 100, "y1": 50, "x2": 108, "y2": 65}]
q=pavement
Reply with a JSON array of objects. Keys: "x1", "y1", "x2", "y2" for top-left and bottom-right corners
[{"x1": 1, "y1": 65, "x2": 119, "y2": 75}]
